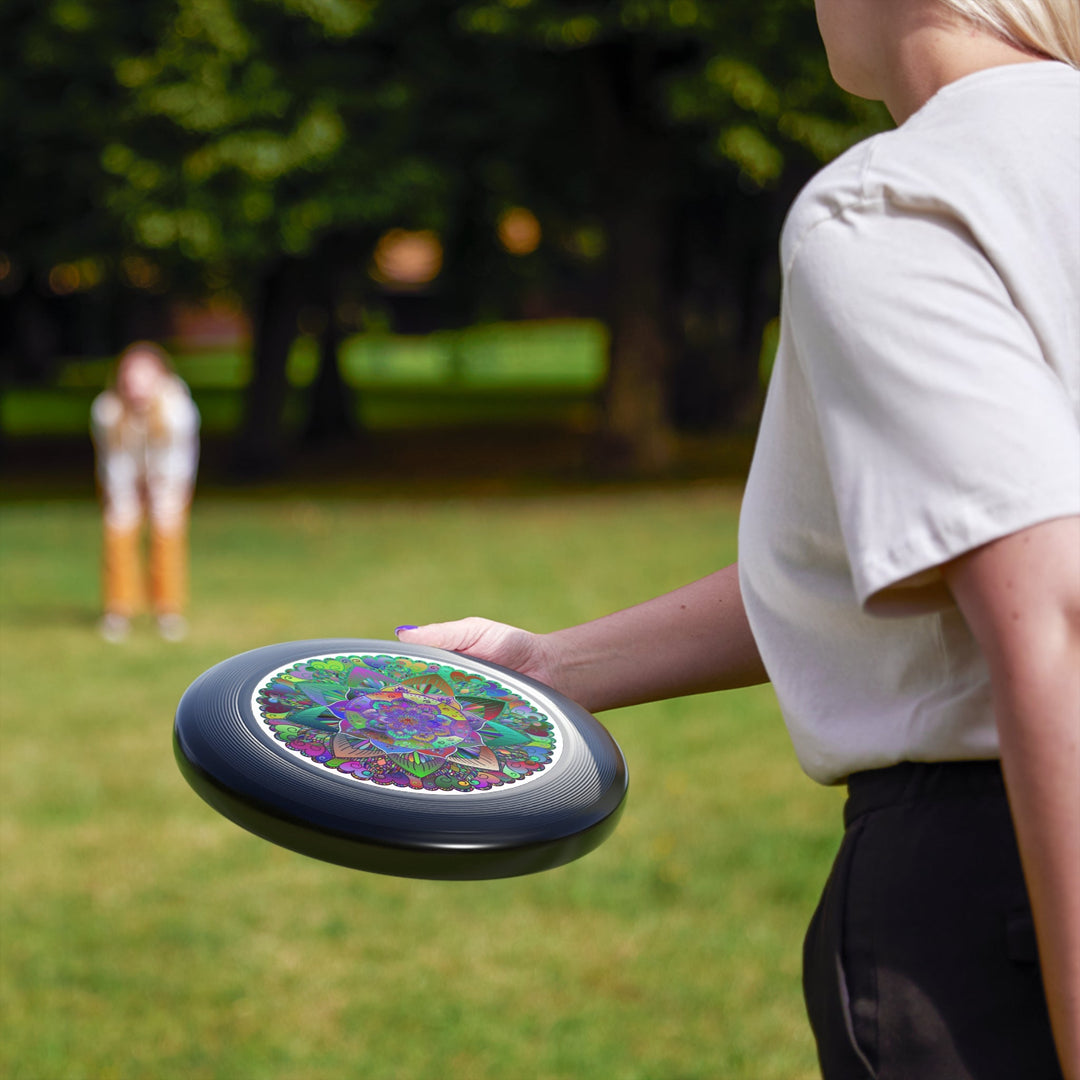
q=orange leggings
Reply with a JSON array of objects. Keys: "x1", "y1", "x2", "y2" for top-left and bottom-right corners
[{"x1": 102, "y1": 518, "x2": 188, "y2": 617}]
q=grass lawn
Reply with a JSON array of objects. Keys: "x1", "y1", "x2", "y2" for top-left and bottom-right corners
[
  {"x1": 0, "y1": 484, "x2": 842, "y2": 1080},
  {"x1": 1, "y1": 320, "x2": 610, "y2": 437}
]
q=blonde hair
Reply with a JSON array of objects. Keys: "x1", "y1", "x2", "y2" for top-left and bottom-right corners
[{"x1": 938, "y1": 0, "x2": 1080, "y2": 66}]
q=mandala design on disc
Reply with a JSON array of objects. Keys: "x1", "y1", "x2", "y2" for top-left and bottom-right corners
[{"x1": 254, "y1": 654, "x2": 560, "y2": 793}]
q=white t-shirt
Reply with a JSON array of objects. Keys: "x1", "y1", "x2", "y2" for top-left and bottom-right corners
[
  {"x1": 739, "y1": 62, "x2": 1080, "y2": 785},
  {"x1": 91, "y1": 375, "x2": 200, "y2": 531}
]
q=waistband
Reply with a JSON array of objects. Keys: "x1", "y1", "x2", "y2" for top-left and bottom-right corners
[{"x1": 844, "y1": 759, "x2": 1005, "y2": 829}]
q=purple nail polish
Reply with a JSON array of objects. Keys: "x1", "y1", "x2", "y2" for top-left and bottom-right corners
[{"x1": 395, "y1": 625, "x2": 418, "y2": 634}]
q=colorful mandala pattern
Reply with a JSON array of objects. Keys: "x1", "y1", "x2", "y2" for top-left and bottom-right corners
[{"x1": 254, "y1": 654, "x2": 559, "y2": 793}]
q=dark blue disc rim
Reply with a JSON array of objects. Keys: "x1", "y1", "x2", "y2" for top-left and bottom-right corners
[{"x1": 173, "y1": 639, "x2": 628, "y2": 878}]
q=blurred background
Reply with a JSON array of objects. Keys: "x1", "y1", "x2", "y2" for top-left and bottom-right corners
[
  {"x1": 1, "y1": 2, "x2": 889, "y2": 1077},
  {"x1": 0, "y1": 0, "x2": 889, "y2": 483}
]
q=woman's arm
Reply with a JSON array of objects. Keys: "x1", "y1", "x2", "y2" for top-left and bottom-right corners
[
  {"x1": 944, "y1": 515, "x2": 1080, "y2": 1080},
  {"x1": 397, "y1": 562, "x2": 768, "y2": 713}
]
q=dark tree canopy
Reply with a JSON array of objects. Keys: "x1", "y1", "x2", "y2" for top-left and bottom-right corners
[{"x1": 1, "y1": 0, "x2": 890, "y2": 472}]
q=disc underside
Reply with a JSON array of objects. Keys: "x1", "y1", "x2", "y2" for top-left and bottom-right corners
[{"x1": 174, "y1": 639, "x2": 628, "y2": 880}]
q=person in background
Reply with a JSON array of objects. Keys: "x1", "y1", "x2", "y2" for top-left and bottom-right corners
[
  {"x1": 91, "y1": 341, "x2": 200, "y2": 642},
  {"x1": 397, "y1": 1, "x2": 1079, "y2": 1076}
]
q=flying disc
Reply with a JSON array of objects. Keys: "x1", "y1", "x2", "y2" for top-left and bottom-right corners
[{"x1": 173, "y1": 639, "x2": 627, "y2": 880}]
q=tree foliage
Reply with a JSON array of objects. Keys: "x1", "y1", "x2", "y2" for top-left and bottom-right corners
[{"x1": 1, "y1": 0, "x2": 890, "y2": 471}]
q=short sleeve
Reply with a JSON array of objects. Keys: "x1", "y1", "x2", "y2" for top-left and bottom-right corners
[
  {"x1": 90, "y1": 391, "x2": 122, "y2": 442},
  {"x1": 162, "y1": 377, "x2": 200, "y2": 437},
  {"x1": 787, "y1": 202, "x2": 1080, "y2": 613}
]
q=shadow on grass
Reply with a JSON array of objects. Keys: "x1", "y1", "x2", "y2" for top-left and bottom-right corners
[{"x1": 1, "y1": 426, "x2": 758, "y2": 503}]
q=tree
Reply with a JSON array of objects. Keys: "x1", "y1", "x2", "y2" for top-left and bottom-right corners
[
  {"x1": 0, "y1": 0, "x2": 177, "y2": 379},
  {"x1": 2, "y1": 0, "x2": 889, "y2": 474},
  {"x1": 94, "y1": 0, "x2": 555, "y2": 472},
  {"x1": 453, "y1": 0, "x2": 890, "y2": 469}
]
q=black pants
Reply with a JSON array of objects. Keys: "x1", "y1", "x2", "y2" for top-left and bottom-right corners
[{"x1": 803, "y1": 761, "x2": 1063, "y2": 1080}]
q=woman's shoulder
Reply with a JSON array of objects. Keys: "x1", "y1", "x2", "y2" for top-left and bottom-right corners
[
  {"x1": 782, "y1": 61, "x2": 1079, "y2": 273},
  {"x1": 156, "y1": 375, "x2": 200, "y2": 430},
  {"x1": 779, "y1": 136, "x2": 885, "y2": 271},
  {"x1": 91, "y1": 389, "x2": 124, "y2": 430}
]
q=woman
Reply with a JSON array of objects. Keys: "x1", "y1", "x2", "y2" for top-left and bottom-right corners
[
  {"x1": 397, "y1": 1, "x2": 1079, "y2": 1076},
  {"x1": 91, "y1": 342, "x2": 200, "y2": 642}
]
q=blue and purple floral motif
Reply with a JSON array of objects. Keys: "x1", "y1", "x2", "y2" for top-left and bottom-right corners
[{"x1": 255, "y1": 654, "x2": 559, "y2": 793}]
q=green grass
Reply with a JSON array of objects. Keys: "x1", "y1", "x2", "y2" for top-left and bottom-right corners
[
  {"x1": 0, "y1": 383, "x2": 602, "y2": 436},
  {"x1": 2, "y1": 319, "x2": 609, "y2": 436},
  {"x1": 0, "y1": 486, "x2": 842, "y2": 1079}
]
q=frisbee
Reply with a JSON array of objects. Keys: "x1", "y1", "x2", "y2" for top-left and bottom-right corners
[{"x1": 173, "y1": 639, "x2": 627, "y2": 880}]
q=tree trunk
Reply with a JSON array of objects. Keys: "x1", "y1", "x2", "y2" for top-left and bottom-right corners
[
  {"x1": 669, "y1": 187, "x2": 781, "y2": 432},
  {"x1": 232, "y1": 257, "x2": 303, "y2": 479},
  {"x1": 602, "y1": 188, "x2": 675, "y2": 471},
  {"x1": 302, "y1": 302, "x2": 355, "y2": 447},
  {"x1": 585, "y1": 42, "x2": 677, "y2": 475},
  {"x1": 3, "y1": 279, "x2": 60, "y2": 384}
]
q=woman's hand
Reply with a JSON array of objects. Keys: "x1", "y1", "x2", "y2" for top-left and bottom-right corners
[
  {"x1": 396, "y1": 618, "x2": 564, "y2": 691},
  {"x1": 395, "y1": 563, "x2": 767, "y2": 714}
]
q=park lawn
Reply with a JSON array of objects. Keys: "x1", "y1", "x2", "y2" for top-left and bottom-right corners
[
  {"x1": 1, "y1": 320, "x2": 610, "y2": 438},
  {"x1": 0, "y1": 485, "x2": 843, "y2": 1080}
]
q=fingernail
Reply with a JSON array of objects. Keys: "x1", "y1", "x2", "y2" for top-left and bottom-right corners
[{"x1": 395, "y1": 625, "x2": 418, "y2": 635}]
